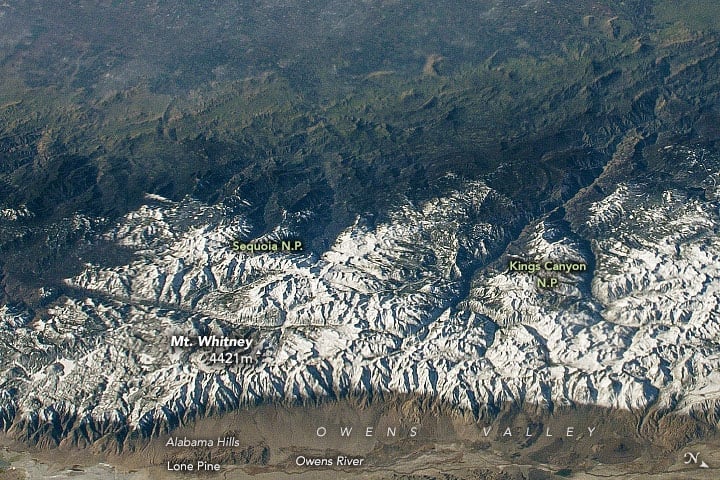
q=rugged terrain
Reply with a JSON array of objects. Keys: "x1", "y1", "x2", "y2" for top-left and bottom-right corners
[{"x1": 1, "y1": 1, "x2": 720, "y2": 478}]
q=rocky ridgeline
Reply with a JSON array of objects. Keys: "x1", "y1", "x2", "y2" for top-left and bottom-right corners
[{"x1": 1, "y1": 148, "x2": 720, "y2": 448}]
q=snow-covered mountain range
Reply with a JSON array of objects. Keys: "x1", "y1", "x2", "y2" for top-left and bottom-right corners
[{"x1": 1, "y1": 146, "x2": 719, "y2": 448}]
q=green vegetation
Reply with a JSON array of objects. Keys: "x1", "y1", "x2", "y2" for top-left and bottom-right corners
[
  {"x1": 654, "y1": 0, "x2": 720, "y2": 34},
  {"x1": 1, "y1": 0, "x2": 719, "y2": 304}
]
